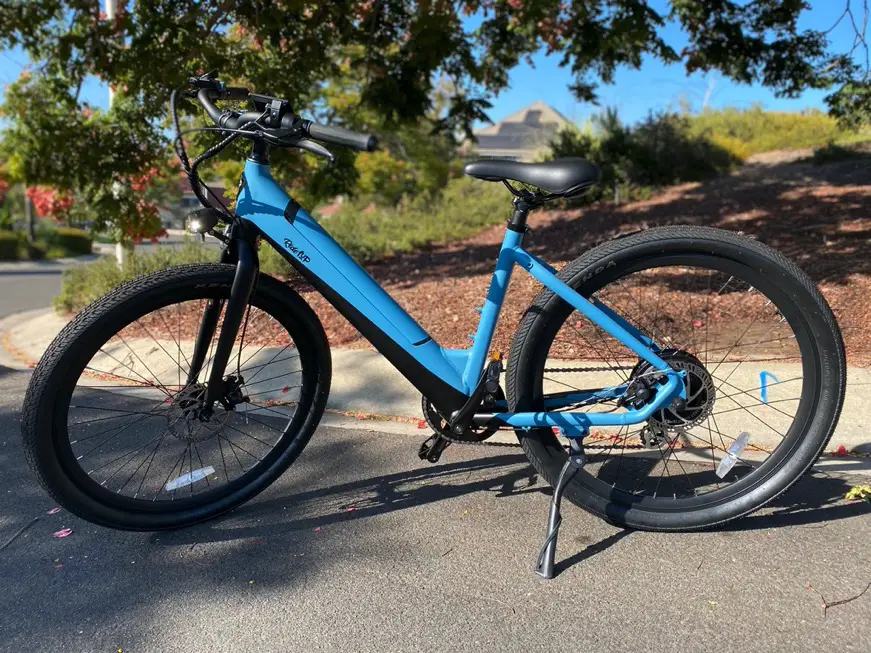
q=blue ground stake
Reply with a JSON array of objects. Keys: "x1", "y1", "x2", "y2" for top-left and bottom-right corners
[{"x1": 759, "y1": 371, "x2": 779, "y2": 404}]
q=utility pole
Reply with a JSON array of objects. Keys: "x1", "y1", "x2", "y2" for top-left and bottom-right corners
[{"x1": 106, "y1": 0, "x2": 127, "y2": 265}]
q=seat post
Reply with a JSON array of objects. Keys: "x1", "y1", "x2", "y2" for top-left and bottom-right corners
[{"x1": 507, "y1": 197, "x2": 532, "y2": 233}]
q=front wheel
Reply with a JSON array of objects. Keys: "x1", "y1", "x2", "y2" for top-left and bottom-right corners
[
  {"x1": 21, "y1": 264, "x2": 331, "y2": 530},
  {"x1": 506, "y1": 226, "x2": 845, "y2": 531}
]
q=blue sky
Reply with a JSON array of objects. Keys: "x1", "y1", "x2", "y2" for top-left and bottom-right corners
[
  {"x1": 484, "y1": 0, "x2": 864, "y2": 125},
  {"x1": 0, "y1": 1, "x2": 863, "y2": 126}
]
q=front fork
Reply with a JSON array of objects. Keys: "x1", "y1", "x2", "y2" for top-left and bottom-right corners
[{"x1": 186, "y1": 232, "x2": 259, "y2": 407}]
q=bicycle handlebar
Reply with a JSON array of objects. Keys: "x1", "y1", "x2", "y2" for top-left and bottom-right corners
[
  {"x1": 194, "y1": 86, "x2": 377, "y2": 152},
  {"x1": 301, "y1": 121, "x2": 378, "y2": 152}
]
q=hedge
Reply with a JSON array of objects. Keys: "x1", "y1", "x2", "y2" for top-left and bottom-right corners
[
  {"x1": 0, "y1": 232, "x2": 18, "y2": 260},
  {"x1": 51, "y1": 227, "x2": 93, "y2": 255}
]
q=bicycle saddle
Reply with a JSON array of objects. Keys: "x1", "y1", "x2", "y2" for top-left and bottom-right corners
[{"x1": 463, "y1": 158, "x2": 601, "y2": 195}]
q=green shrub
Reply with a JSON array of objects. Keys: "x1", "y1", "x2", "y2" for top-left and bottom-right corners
[
  {"x1": 21, "y1": 239, "x2": 46, "y2": 260},
  {"x1": 324, "y1": 176, "x2": 509, "y2": 261},
  {"x1": 259, "y1": 242, "x2": 299, "y2": 278},
  {"x1": 548, "y1": 108, "x2": 738, "y2": 204},
  {"x1": 55, "y1": 241, "x2": 218, "y2": 313},
  {"x1": 0, "y1": 231, "x2": 18, "y2": 260},
  {"x1": 688, "y1": 106, "x2": 860, "y2": 155},
  {"x1": 51, "y1": 226, "x2": 92, "y2": 255}
]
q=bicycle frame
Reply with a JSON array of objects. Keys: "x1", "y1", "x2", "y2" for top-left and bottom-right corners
[{"x1": 229, "y1": 159, "x2": 684, "y2": 436}]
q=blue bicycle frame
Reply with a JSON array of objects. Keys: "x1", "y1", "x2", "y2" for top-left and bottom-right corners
[{"x1": 235, "y1": 160, "x2": 684, "y2": 437}]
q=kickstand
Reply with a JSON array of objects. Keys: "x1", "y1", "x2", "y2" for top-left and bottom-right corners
[{"x1": 535, "y1": 439, "x2": 586, "y2": 579}]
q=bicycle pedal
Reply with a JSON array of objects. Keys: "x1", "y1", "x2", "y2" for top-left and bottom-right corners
[{"x1": 418, "y1": 433, "x2": 451, "y2": 464}]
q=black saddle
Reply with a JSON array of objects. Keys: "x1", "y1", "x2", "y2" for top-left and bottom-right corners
[{"x1": 463, "y1": 158, "x2": 600, "y2": 196}]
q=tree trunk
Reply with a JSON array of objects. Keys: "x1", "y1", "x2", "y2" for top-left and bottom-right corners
[{"x1": 24, "y1": 194, "x2": 35, "y2": 242}]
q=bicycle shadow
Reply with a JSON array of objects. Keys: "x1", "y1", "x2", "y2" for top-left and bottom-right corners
[
  {"x1": 152, "y1": 443, "x2": 869, "y2": 580},
  {"x1": 152, "y1": 452, "x2": 545, "y2": 547}
]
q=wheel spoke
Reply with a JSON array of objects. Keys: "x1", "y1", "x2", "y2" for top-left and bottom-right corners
[
  {"x1": 56, "y1": 292, "x2": 310, "y2": 508},
  {"x1": 536, "y1": 258, "x2": 808, "y2": 506}
]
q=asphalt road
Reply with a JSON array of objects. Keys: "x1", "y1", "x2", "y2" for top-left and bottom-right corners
[
  {"x1": 0, "y1": 266, "x2": 67, "y2": 318},
  {"x1": 0, "y1": 233, "x2": 219, "y2": 320},
  {"x1": 1, "y1": 367, "x2": 870, "y2": 653}
]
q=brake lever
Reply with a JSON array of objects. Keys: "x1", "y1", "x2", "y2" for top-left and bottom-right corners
[{"x1": 292, "y1": 139, "x2": 335, "y2": 167}]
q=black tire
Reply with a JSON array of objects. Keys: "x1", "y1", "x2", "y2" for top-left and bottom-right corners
[
  {"x1": 21, "y1": 264, "x2": 331, "y2": 530},
  {"x1": 506, "y1": 226, "x2": 845, "y2": 531}
]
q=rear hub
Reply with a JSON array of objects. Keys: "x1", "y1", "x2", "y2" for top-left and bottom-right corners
[{"x1": 629, "y1": 349, "x2": 716, "y2": 433}]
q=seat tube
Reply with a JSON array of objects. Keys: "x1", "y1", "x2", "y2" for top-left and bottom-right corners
[{"x1": 461, "y1": 227, "x2": 524, "y2": 388}]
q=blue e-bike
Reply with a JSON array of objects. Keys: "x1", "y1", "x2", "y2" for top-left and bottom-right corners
[{"x1": 22, "y1": 73, "x2": 845, "y2": 577}]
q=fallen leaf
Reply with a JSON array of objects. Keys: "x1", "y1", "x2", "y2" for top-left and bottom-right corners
[
  {"x1": 845, "y1": 484, "x2": 871, "y2": 502},
  {"x1": 52, "y1": 528, "x2": 73, "y2": 539}
]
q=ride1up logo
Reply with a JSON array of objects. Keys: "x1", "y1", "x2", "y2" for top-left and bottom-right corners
[{"x1": 283, "y1": 238, "x2": 311, "y2": 264}]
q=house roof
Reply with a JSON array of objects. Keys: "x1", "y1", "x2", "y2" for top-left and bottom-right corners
[{"x1": 471, "y1": 101, "x2": 571, "y2": 157}]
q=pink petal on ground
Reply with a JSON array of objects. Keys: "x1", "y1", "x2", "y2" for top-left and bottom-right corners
[
  {"x1": 52, "y1": 528, "x2": 73, "y2": 539},
  {"x1": 693, "y1": 319, "x2": 704, "y2": 328},
  {"x1": 417, "y1": 419, "x2": 427, "y2": 429},
  {"x1": 313, "y1": 527, "x2": 321, "y2": 532},
  {"x1": 834, "y1": 444, "x2": 848, "y2": 457},
  {"x1": 47, "y1": 507, "x2": 62, "y2": 515}
]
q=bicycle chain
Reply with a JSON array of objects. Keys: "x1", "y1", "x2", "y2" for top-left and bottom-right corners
[
  {"x1": 543, "y1": 365, "x2": 634, "y2": 374},
  {"x1": 426, "y1": 363, "x2": 638, "y2": 450},
  {"x1": 432, "y1": 424, "x2": 648, "y2": 451}
]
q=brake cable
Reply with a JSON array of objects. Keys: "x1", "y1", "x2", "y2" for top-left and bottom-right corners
[{"x1": 170, "y1": 86, "x2": 271, "y2": 220}]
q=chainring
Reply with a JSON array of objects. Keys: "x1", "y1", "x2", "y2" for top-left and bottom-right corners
[{"x1": 421, "y1": 388, "x2": 505, "y2": 443}]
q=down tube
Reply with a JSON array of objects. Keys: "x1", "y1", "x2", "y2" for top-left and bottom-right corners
[{"x1": 236, "y1": 161, "x2": 470, "y2": 415}]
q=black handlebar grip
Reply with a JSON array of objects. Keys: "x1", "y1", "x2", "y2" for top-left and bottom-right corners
[{"x1": 305, "y1": 121, "x2": 378, "y2": 152}]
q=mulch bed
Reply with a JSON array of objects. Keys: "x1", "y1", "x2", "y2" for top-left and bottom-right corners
[{"x1": 282, "y1": 157, "x2": 871, "y2": 366}]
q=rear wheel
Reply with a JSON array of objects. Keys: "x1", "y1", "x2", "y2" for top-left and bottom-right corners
[
  {"x1": 506, "y1": 226, "x2": 845, "y2": 531},
  {"x1": 21, "y1": 264, "x2": 331, "y2": 530}
]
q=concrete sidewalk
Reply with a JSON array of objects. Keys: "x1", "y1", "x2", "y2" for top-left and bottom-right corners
[{"x1": 2, "y1": 307, "x2": 870, "y2": 453}]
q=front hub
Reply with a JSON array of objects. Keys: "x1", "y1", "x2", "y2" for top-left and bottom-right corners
[{"x1": 166, "y1": 382, "x2": 234, "y2": 443}]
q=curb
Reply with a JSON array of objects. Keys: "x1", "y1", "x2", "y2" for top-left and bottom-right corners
[
  {"x1": 0, "y1": 308, "x2": 54, "y2": 370},
  {"x1": 1, "y1": 307, "x2": 869, "y2": 458}
]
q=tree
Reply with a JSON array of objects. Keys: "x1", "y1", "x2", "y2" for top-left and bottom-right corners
[{"x1": 0, "y1": 0, "x2": 868, "y2": 237}]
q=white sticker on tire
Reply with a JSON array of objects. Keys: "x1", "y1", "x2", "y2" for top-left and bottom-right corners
[{"x1": 166, "y1": 466, "x2": 215, "y2": 491}]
